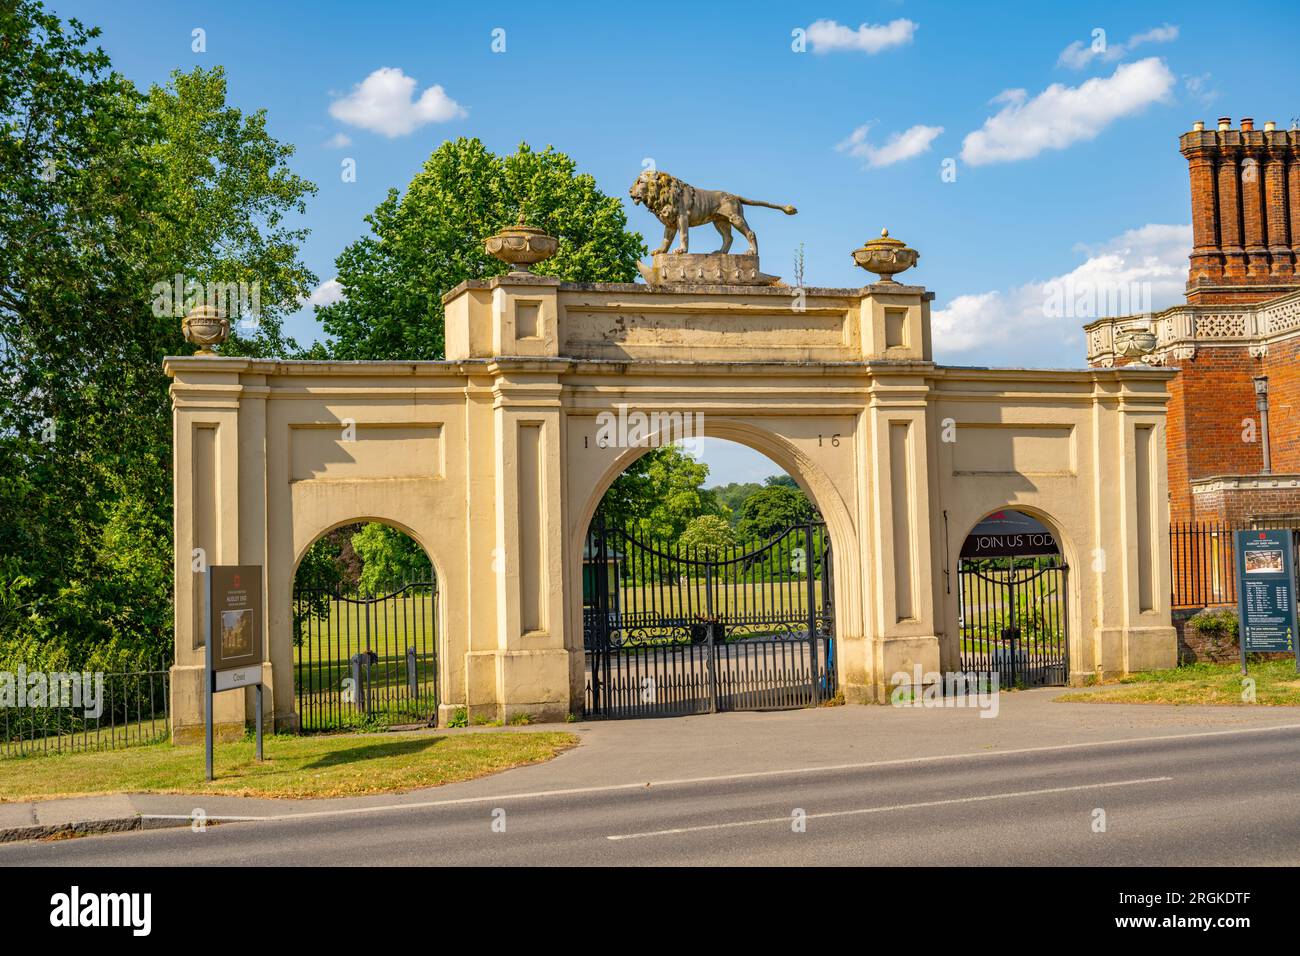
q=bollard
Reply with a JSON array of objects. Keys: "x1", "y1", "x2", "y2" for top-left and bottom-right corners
[{"x1": 349, "y1": 653, "x2": 364, "y2": 714}]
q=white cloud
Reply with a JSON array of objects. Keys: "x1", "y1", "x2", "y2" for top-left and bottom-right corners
[
  {"x1": 306, "y1": 278, "x2": 346, "y2": 308},
  {"x1": 328, "y1": 67, "x2": 466, "y2": 137},
  {"x1": 807, "y1": 18, "x2": 917, "y2": 54},
  {"x1": 931, "y1": 223, "x2": 1190, "y2": 366},
  {"x1": 960, "y1": 58, "x2": 1175, "y2": 166},
  {"x1": 1183, "y1": 72, "x2": 1218, "y2": 106},
  {"x1": 837, "y1": 123, "x2": 943, "y2": 167},
  {"x1": 1057, "y1": 24, "x2": 1178, "y2": 69},
  {"x1": 324, "y1": 132, "x2": 352, "y2": 149}
]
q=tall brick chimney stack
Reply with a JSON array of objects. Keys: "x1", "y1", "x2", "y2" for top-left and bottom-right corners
[{"x1": 1179, "y1": 118, "x2": 1300, "y2": 304}]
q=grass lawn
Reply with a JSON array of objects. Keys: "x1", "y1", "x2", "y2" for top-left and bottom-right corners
[
  {"x1": 1055, "y1": 659, "x2": 1300, "y2": 706},
  {"x1": 0, "y1": 730, "x2": 579, "y2": 802}
]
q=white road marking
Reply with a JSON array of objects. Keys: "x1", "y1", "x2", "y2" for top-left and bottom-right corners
[
  {"x1": 605, "y1": 776, "x2": 1175, "y2": 841},
  {"x1": 130, "y1": 721, "x2": 1299, "y2": 828}
]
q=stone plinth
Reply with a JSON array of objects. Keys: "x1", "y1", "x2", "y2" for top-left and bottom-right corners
[{"x1": 637, "y1": 252, "x2": 781, "y2": 287}]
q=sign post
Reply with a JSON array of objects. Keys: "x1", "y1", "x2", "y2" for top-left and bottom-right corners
[
  {"x1": 1233, "y1": 531, "x2": 1299, "y2": 676},
  {"x1": 205, "y1": 565, "x2": 265, "y2": 780}
]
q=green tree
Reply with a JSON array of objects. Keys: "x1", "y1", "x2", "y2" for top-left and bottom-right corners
[
  {"x1": 735, "y1": 485, "x2": 818, "y2": 543},
  {"x1": 0, "y1": 2, "x2": 316, "y2": 670},
  {"x1": 600, "y1": 445, "x2": 722, "y2": 542},
  {"x1": 144, "y1": 66, "x2": 317, "y2": 358},
  {"x1": 710, "y1": 482, "x2": 762, "y2": 525},
  {"x1": 318, "y1": 138, "x2": 645, "y2": 360},
  {"x1": 678, "y1": 515, "x2": 737, "y2": 556},
  {"x1": 351, "y1": 524, "x2": 432, "y2": 596}
]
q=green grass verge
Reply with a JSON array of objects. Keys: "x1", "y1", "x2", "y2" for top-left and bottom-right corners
[
  {"x1": 0, "y1": 730, "x2": 579, "y2": 802},
  {"x1": 1055, "y1": 659, "x2": 1300, "y2": 706}
]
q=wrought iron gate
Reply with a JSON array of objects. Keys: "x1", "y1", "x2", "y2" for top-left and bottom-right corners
[
  {"x1": 584, "y1": 516, "x2": 835, "y2": 718},
  {"x1": 958, "y1": 560, "x2": 1068, "y2": 687},
  {"x1": 292, "y1": 581, "x2": 438, "y2": 730}
]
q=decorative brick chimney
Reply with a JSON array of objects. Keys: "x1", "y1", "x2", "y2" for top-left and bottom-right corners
[
  {"x1": 1085, "y1": 118, "x2": 1300, "y2": 532},
  {"x1": 1180, "y1": 118, "x2": 1300, "y2": 304}
]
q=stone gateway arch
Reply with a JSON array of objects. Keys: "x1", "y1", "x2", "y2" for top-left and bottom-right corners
[{"x1": 166, "y1": 231, "x2": 1177, "y2": 739}]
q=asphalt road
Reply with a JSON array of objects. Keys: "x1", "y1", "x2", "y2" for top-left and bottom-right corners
[{"x1": 4, "y1": 725, "x2": 1299, "y2": 866}]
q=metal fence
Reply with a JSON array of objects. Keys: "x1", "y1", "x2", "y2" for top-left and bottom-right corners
[
  {"x1": 1170, "y1": 522, "x2": 1300, "y2": 609},
  {"x1": 584, "y1": 516, "x2": 835, "y2": 718},
  {"x1": 0, "y1": 665, "x2": 170, "y2": 758},
  {"x1": 293, "y1": 581, "x2": 439, "y2": 731},
  {"x1": 958, "y1": 560, "x2": 1069, "y2": 687}
]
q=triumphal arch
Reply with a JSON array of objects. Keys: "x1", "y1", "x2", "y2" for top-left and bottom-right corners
[{"x1": 167, "y1": 207, "x2": 1178, "y2": 739}]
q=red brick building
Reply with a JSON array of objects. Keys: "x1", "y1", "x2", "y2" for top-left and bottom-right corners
[{"x1": 1085, "y1": 117, "x2": 1300, "y2": 530}]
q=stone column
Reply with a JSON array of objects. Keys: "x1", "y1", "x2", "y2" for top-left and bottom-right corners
[
  {"x1": 1090, "y1": 375, "x2": 1179, "y2": 677},
  {"x1": 861, "y1": 365, "x2": 940, "y2": 701},
  {"x1": 490, "y1": 361, "x2": 572, "y2": 722},
  {"x1": 166, "y1": 357, "x2": 253, "y2": 743}
]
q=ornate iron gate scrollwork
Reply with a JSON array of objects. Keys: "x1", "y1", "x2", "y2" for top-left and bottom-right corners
[{"x1": 584, "y1": 514, "x2": 835, "y2": 718}]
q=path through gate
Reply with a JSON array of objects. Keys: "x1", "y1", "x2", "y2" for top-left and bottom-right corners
[
  {"x1": 958, "y1": 560, "x2": 1068, "y2": 687},
  {"x1": 584, "y1": 516, "x2": 835, "y2": 718}
]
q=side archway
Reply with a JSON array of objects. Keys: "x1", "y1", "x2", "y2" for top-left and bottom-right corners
[
  {"x1": 289, "y1": 519, "x2": 443, "y2": 730},
  {"x1": 949, "y1": 507, "x2": 1072, "y2": 687}
]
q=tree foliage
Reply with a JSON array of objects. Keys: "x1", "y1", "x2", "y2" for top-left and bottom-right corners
[
  {"x1": 677, "y1": 515, "x2": 737, "y2": 556},
  {"x1": 351, "y1": 523, "x2": 432, "y2": 596},
  {"x1": 735, "y1": 485, "x2": 818, "y2": 543},
  {"x1": 318, "y1": 137, "x2": 645, "y2": 360},
  {"x1": 600, "y1": 445, "x2": 724, "y2": 543},
  {"x1": 0, "y1": 1, "x2": 316, "y2": 670}
]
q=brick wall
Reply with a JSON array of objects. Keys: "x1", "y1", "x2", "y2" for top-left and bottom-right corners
[
  {"x1": 1174, "y1": 607, "x2": 1292, "y2": 664},
  {"x1": 1265, "y1": 336, "x2": 1300, "y2": 470},
  {"x1": 1166, "y1": 346, "x2": 1264, "y2": 521},
  {"x1": 1192, "y1": 484, "x2": 1300, "y2": 524},
  {"x1": 1175, "y1": 334, "x2": 1300, "y2": 524}
]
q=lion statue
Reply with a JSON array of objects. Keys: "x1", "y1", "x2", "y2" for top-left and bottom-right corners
[{"x1": 629, "y1": 170, "x2": 797, "y2": 256}]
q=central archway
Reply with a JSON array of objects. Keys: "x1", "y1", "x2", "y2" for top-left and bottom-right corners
[{"x1": 568, "y1": 418, "x2": 861, "y2": 717}]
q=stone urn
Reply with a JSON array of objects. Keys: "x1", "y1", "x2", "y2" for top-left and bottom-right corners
[
  {"x1": 1117, "y1": 329, "x2": 1158, "y2": 358},
  {"x1": 182, "y1": 304, "x2": 229, "y2": 355},
  {"x1": 484, "y1": 214, "x2": 559, "y2": 273},
  {"x1": 851, "y1": 229, "x2": 919, "y2": 283}
]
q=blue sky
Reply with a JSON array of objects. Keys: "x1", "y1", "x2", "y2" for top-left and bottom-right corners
[{"x1": 53, "y1": 0, "x2": 1299, "y2": 482}]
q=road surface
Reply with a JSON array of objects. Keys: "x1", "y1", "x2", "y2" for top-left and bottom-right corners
[{"x1": 3, "y1": 722, "x2": 1297, "y2": 866}]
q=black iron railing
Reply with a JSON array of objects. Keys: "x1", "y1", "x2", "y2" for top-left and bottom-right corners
[
  {"x1": 957, "y1": 560, "x2": 1068, "y2": 688},
  {"x1": 0, "y1": 665, "x2": 170, "y2": 758},
  {"x1": 1170, "y1": 522, "x2": 1300, "y2": 609},
  {"x1": 293, "y1": 580, "x2": 438, "y2": 731},
  {"x1": 584, "y1": 515, "x2": 835, "y2": 718}
]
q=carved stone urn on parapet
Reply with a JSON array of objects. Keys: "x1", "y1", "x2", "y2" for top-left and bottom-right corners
[
  {"x1": 1116, "y1": 327, "x2": 1160, "y2": 364},
  {"x1": 852, "y1": 229, "x2": 919, "y2": 283},
  {"x1": 484, "y1": 214, "x2": 559, "y2": 273},
  {"x1": 182, "y1": 303, "x2": 229, "y2": 355}
]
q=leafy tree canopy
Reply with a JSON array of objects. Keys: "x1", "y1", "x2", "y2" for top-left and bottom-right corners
[
  {"x1": 351, "y1": 524, "x2": 432, "y2": 596},
  {"x1": 600, "y1": 445, "x2": 722, "y2": 542},
  {"x1": 735, "y1": 485, "x2": 818, "y2": 543},
  {"x1": 0, "y1": 1, "x2": 316, "y2": 669},
  {"x1": 318, "y1": 137, "x2": 645, "y2": 360},
  {"x1": 678, "y1": 515, "x2": 737, "y2": 556}
]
